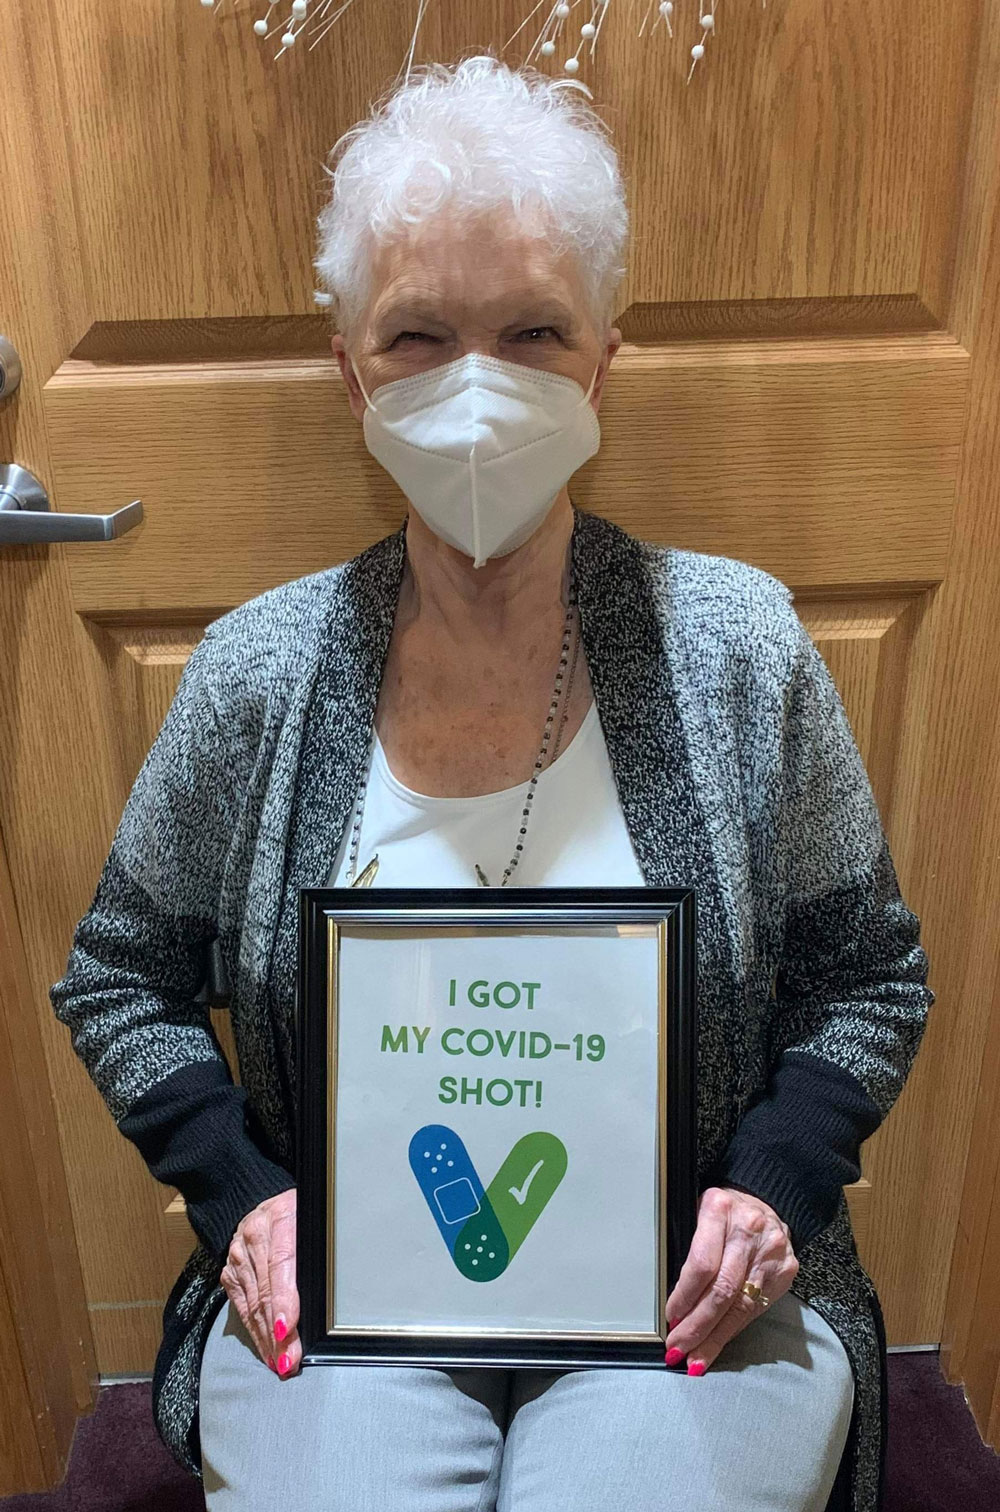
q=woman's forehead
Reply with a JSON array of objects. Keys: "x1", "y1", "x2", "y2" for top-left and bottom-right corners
[{"x1": 366, "y1": 219, "x2": 588, "y2": 329}]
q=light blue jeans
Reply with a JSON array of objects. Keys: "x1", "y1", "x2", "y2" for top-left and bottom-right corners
[{"x1": 199, "y1": 1290, "x2": 854, "y2": 1511}]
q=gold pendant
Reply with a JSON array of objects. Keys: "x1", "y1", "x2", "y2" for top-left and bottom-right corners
[{"x1": 351, "y1": 855, "x2": 380, "y2": 888}]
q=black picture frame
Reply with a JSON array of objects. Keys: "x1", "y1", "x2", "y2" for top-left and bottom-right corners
[{"x1": 296, "y1": 886, "x2": 698, "y2": 1371}]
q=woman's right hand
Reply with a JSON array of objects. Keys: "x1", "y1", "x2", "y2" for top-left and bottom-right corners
[{"x1": 220, "y1": 1186, "x2": 300, "y2": 1377}]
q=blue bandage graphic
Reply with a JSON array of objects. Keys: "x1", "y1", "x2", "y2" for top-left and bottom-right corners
[{"x1": 408, "y1": 1125, "x2": 487, "y2": 1256}]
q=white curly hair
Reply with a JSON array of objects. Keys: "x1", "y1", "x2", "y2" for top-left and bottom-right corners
[{"x1": 314, "y1": 53, "x2": 629, "y2": 337}]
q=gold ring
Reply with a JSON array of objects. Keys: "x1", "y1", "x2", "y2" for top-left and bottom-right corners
[{"x1": 741, "y1": 1280, "x2": 770, "y2": 1308}]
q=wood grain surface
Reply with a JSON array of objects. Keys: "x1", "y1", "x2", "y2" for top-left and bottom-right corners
[
  {"x1": 936, "y1": 0, "x2": 1000, "y2": 1440},
  {"x1": 1, "y1": 5, "x2": 999, "y2": 1486},
  {"x1": 45, "y1": 332, "x2": 964, "y2": 614}
]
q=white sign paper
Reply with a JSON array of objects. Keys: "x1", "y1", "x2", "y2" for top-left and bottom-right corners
[{"x1": 331, "y1": 925, "x2": 661, "y2": 1335}]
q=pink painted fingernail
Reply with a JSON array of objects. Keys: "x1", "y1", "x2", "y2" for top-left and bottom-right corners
[
  {"x1": 687, "y1": 1361, "x2": 707, "y2": 1377},
  {"x1": 274, "y1": 1316, "x2": 287, "y2": 1342},
  {"x1": 665, "y1": 1347, "x2": 685, "y2": 1366},
  {"x1": 277, "y1": 1353, "x2": 291, "y2": 1376},
  {"x1": 267, "y1": 1356, "x2": 276, "y2": 1372},
  {"x1": 669, "y1": 1317, "x2": 680, "y2": 1330}
]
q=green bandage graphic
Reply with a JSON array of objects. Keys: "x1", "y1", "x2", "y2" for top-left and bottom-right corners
[{"x1": 455, "y1": 1132, "x2": 568, "y2": 1280}]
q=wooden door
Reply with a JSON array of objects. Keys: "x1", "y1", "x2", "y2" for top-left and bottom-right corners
[{"x1": 2, "y1": 1, "x2": 999, "y2": 1488}]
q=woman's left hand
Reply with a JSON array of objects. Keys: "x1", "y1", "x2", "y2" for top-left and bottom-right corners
[{"x1": 663, "y1": 1185, "x2": 799, "y2": 1375}]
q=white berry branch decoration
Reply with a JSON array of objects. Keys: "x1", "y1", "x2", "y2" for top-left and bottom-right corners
[{"x1": 198, "y1": 0, "x2": 768, "y2": 82}]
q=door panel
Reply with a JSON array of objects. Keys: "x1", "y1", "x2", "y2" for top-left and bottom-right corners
[
  {"x1": 2, "y1": 5, "x2": 999, "y2": 1470},
  {"x1": 46, "y1": 330, "x2": 964, "y2": 613},
  {"x1": 608, "y1": 3, "x2": 978, "y2": 318}
]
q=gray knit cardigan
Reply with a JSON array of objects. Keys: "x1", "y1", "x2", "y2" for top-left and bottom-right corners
[{"x1": 50, "y1": 506, "x2": 933, "y2": 1512}]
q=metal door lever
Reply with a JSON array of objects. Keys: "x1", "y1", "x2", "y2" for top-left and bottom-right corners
[{"x1": 0, "y1": 465, "x2": 143, "y2": 544}]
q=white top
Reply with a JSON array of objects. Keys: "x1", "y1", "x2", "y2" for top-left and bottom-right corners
[{"x1": 326, "y1": 698, "x2": 646, "y2": 888}]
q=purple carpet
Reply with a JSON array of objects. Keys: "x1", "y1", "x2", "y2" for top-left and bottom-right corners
[
  {"x1": 882, "y1": 1352, "x2": 1000, "y2": 1511},
  {"x1": 2, "y1": 1352, "x2": 997, "y2": 1509}
]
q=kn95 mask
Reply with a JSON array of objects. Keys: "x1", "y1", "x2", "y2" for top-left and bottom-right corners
[{"x1": 350, "y1": 351, "x2": 601, "y2": 568}]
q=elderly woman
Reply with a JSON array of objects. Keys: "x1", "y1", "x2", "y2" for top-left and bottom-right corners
[{"x1": 50, "y1": 55, "x2": 932, "y2": 1512}]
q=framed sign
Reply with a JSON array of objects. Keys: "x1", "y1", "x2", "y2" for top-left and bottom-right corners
[{"x1": 296, "y1": 887, "x2": 697, "y2": 1370}]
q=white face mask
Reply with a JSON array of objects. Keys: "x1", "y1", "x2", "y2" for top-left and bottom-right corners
[{"x1": 351, "y1": 351, "x2": 601, "y2": 567}]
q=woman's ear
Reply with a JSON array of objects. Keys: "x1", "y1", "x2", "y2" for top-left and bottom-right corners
[
  {"x1": 592, "y1": 326, "x2": 622, "y2": 410},
  {"x1": 331, "y1": 333, "x2": 366, "y2": 423}
]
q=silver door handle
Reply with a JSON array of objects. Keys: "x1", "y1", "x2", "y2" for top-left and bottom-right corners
[{"x1": 0, "y1": 465, "x2": 143, "y2": 544}]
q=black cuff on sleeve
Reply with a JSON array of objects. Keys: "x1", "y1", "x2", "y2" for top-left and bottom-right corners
[
  {"x1": 117, "y1": 1059, "x2": 296, "y2": 1267},
  {"x1": 702, "y1": 1051, "x2": 882, "y2": 1253}
]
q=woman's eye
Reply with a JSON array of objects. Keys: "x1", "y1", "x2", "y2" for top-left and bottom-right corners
[
  {"x1": 517, "y1": 326, "x2": 559, "y2": 341},
  {"x1": 389, "y1": 331, "x2": 433, "y2": 347}
]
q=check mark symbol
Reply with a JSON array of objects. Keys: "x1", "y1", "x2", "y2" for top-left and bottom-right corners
[{"x1": 508, "y1": 1158, "x2": 545, "y2": 1206}]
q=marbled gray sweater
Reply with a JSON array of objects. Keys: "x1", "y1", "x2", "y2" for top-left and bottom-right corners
[{"x1": 49, "y1": 506, "x2": 933, "y2": 1512}]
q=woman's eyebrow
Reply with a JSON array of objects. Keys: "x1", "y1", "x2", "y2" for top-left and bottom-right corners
[
  {"x1": 502, "y1": 302, "x2": 578, "y2": 328},
  {"x1": 487, "y1": 290, "x2": 578, "y2": 327},
  {"x1": 373, "y1": 300, "x2": 452, "y2": 333},
  {"x1": 373, "y1": 294, "x2": 578, "y2": 333}
]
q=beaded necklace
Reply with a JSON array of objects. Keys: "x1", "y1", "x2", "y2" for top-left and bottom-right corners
[{"x1": 344, "y1": 568, "x2": 580, "y2": 889}]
